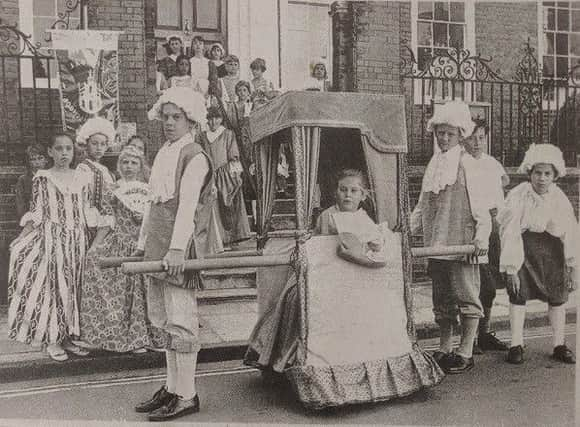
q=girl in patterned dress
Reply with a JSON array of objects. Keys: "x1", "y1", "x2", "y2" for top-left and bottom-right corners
[
  {"x1": 75, "y1": 117, "x2": 117, "y2": 238},
  {"x1": 80, "y1": 145, "x2": 167, "y2": 353},
  {"x1": 8, "y1": 133, "x2": 90, "y2": 362}
]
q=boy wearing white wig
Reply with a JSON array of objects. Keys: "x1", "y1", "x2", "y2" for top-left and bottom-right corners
[
  {"x1": 133, "y1": 87, "x2": 215, "y2": 421},
  {"x1": 498, "y1": 144, "x2": 578, "y2": 365},
  {"x1": 411, "y1": 100, "x2": 491, "y2": 374}
]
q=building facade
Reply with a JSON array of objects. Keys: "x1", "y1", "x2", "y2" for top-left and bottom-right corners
[{"x1": 0, "y1": 0, "x2": 578, "y2": 302}]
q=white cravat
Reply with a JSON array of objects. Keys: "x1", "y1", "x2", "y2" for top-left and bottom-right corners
[
  {"x1": 206, "y1": 125, "x2": 225, "y2": 143},
  {"x1": 421, "y1": 144, "x2": 462, "y2": 194},
  {"x1": 148, "y1": 132, "x2": 193, "y2": 203}
]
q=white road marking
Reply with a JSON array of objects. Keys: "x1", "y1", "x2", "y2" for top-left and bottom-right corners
[{"x1": 0, "y1": 329, "x2": 574, "y2": 399}]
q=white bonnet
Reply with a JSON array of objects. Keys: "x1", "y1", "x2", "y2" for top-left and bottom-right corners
[
  {"x1": 148, "y1": 87, "x2": 207, "y2": 124},
  {"x1": 76, "y1": 117, "x2": 116, "y2": 145},
  {"x1": 518, "y1": 143, "x2": 566, "y2": 178},
  {"x1": 426, "y1": 100, "x2": 475, "y2": 138},
  {"x1": 165, "y1": 34, "x2": 183, "y2": 45},
  {"x1": 209, "y1": 43, "x2": 225, "y2": 56}
]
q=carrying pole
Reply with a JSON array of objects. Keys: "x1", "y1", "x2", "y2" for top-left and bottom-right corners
[
  {"x1": 411, "y1": 245, "x2": 476, "y2": 258},
  {"x1": 122, "y1": 254, "x2": 291, "y2": 275}
]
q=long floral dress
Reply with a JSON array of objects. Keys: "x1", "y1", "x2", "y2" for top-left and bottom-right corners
[
  {"x1": 8, "y1": 169, "x2": 88, "y2": 345},
  {"x1": 80, "y1": 180, "x2": 168, "y2": 352}
]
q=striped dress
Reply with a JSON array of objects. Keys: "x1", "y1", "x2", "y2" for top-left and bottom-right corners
[{"x1": 8, "y1": 169, "x2": 88, "y2": 345}]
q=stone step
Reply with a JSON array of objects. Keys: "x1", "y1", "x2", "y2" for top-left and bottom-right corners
[{"x1": 200, "y1": 267, "x2": 256, "y2": 290}]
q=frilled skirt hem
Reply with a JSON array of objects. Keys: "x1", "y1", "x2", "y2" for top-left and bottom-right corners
[{"x1": 283, "y1": 345, "x2": 445, "y2": 410}]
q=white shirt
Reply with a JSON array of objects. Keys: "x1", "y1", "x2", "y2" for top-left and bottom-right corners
[
  {"x1": 497, "y1": 182, "x2": 579, "y2": 275},
  {"x1": 467, "y1": 153, "x2": 507, "y2": 211},
  {"x1": 189, "y1": 56, "x2": 209, "y2": 80},
  {"x1": 139, "y1": 131, "x2": 210, "y2": 251}
]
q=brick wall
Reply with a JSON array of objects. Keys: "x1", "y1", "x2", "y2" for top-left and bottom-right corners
[
  {"x1": 350, "y1": 1, "x2": 407, "y2": 95},
  {"x1": 0, "y1": 0, "x2": 18, "y2": 26},
  {"x1": 475, "y1": 2, "x2": 538, "y2": 80}
]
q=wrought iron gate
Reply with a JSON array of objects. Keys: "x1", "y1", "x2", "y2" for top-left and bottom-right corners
[{"x1": 401, "y1": 41, "x2": 580, "y2": 167}]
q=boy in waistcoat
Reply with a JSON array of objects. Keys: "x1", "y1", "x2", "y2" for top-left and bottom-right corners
[
  {"x1": 133, "y1": 87, "x2": 215, "y2": 421},
  {"x1": 411, "y1": 100, "x2": 491, "y2": 374}
]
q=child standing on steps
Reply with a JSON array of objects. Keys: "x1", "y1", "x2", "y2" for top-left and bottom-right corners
[
  {"x1": 15, "y1": 144, "x2": 48, "y2": 221},
  {"x1": 8, "y1": 133, "x2": 90, "y2": 362},
  {"x1": 411, "y1": 100, "x2": 491, "y2": 375},
  {"x1": 498, "y1": 143, "x2": 578, "y2": 365}
]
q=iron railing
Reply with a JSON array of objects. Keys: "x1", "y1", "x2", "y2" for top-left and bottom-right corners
[{"x1": 401, "y1": 41, "x2": 579, "y2": 167}]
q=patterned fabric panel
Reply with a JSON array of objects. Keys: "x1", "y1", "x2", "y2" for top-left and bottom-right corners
[{"x1": 285, "y1": 346, "x2": 444, "y2": 410}]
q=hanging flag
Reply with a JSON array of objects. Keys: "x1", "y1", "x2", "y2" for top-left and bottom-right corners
[{"x1": 49, "y1": 29, "x2": 122, "y2": 136}]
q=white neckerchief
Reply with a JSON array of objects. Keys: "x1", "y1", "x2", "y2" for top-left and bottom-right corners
[
  {"x1": 422, "y1": 144, "x2": 463, "y2": 194},
  {"x1": 168, "y1": 54, "x2": 178, "y2": 62},
  {"x1": 149, "y1": 132, "x2": 194, "y2": 203},
  {"x1": 206, "y1": 125, "x2": 225, "y2": 143}
]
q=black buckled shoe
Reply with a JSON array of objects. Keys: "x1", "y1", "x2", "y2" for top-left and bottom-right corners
[
  {"x1": 506, "y1": 345, "x2": 524, "y2": 365},
  {"x1": 135, "y1": 386, "x2": 175, "y2": 413},
  {"x1": 432, "y1": 351, "x2": 451, "y2": 369},
  {"x1": 478, "y1": 332, "x2": 509, "y2": 351},
  {"x1": 148, "y1": 394, "x2": 200, "y2": 422},
  {"x1": 443, "y1": 353, "x2": 474, "y2": 374},
  {"x1": 552, "y1": 345, "x2": 576, "y2": 364}
]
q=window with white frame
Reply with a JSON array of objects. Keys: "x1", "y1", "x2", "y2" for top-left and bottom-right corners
[
  {"x1": 18, "y1": 0, "x2": 80, "y2": 88},
  {"x1": 411, "y1": 1, "x2": 475, "y2": 103},
  {"x1": 539, "y1": 1, "x2": 580, "y2": 105}
]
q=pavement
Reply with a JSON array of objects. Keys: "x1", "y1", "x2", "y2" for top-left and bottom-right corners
[
  {"x1": 0, "y1": 330, "x2": 575, "y2": 426},
  {"x1": 0, "y1": 285, "x2": 576, "y2": 383}
]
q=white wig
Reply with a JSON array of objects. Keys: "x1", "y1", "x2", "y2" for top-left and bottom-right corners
[
  {"x1": 426, "y1": 100, "x2": 475, "y2": 138},
  {"x1": 518, "y1": 143, "x2": 566, "y2": 178},
  {"x1": 76, "y1": 117, "x2": 116, "y2": 145},
  {"x1": 148, "y1": 87, "x2": 207, "y2": 124}
]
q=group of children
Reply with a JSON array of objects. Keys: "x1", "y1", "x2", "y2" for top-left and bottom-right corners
[{"x1": 411, "y1": 100, "x2": 578, "y2": 373}]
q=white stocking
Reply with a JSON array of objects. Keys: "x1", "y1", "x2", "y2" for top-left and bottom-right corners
[
  {"x1": 175, "y1": 351, "x2": 198, "y2": 400},
  {"x1": 509, "y1": 304, "x2": 526, "y2": 347},
  {"x1": 548, "y1": 305, "x2": 566, "y2": 348},
  {"x1": 165, "y1": 350, "x2": 177, "y2": 394}
]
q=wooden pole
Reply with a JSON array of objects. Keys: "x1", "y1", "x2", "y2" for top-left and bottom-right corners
[
  {"x1": 411, "y1": 245, "x2": 475, "y2": 258},
  {"x1": 122, "y1": 254, "x2": 291, "y2": 275},
  {"x1": 100, "y1": 249, "x2": 263, "y2": 269}
]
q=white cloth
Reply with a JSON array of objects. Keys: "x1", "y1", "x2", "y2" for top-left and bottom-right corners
[
  {"x1": 205, "y1": 125, "x2": 226, "y2": 143},
  {"x1": 148, "y1": 133, "x2": 194, "y2": 204},
  {"x1": 189, "y1": 56, "x2": 209, "y2": 80},
  {"x1": 304, "y1": 77, "x2": 326, "y2": 91},
  {"x1": 497, "y1": 182, "x2": 579, "y2": 275},
  {"x1": 466, "y1": 153, "x2": 507, "y2": 211},
  {"x1": 420, "y1": 144, "x2": 463, "y2": 195},
  {"x1": 518, "y1": 143, "x2": 567, "y2": 178}
]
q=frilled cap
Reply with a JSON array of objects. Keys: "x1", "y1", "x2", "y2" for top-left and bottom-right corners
[
  {"x1": 426, "y1": 100, "x2": 475, "y2": 138},
  {"x1": 76, "y1": 117, "x2": 116, "y2": 145},
  {"x1": 147, "y1": 87, "x2": 207, "y2": 124},
  {"x1": 518, "y1": 143, "x2": 566, "y2": 177}
]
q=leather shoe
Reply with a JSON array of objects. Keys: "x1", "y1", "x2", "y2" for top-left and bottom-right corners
[
  {"x1": 148, "y1": 394, "x2": 200, "y2": 422},
  {"x1": 135, "y1": 386, "x2": 175, "y2": 413},
  {"x1": 506, "y1": 345, "x2": 524, "y2": 365},
  {"x1": 443, "y1": 353, "x2": 474, "y2": 374},
  {"x1": 478, "y1": 332, "x2": 509, "y2": 351},
  {"x1": 432, "y1": 351, "x2": 450, "y2": 368},
  {"x1": 552, "y1": 345, "x2": 576, "y2": 364}
]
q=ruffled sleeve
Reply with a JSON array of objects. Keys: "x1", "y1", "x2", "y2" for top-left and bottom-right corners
[
  {"x1": 553, "y1": 188, "x2": 580, "y2": 269},
  {"x1": 497, "y1": 184, "x2": 526, "y2": 275}
]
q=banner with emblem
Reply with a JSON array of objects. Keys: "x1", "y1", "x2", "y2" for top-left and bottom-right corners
[{"x1": 49, "y1": 29, "x2": 122, "y2": 135}]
